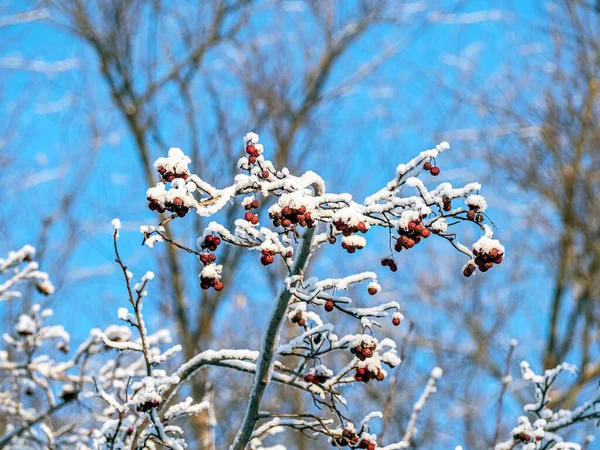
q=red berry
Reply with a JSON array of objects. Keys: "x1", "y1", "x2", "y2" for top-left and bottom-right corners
[
  {"x1": 392, "y1": 317, "x2": 401, "y2": 326},
  {"x1": 325, "y1": 300, "x2": 334, "y2": 312},
  {"x1": 245, "y1": 211, "x2": 254, "y2": 221},
  {"x1": 430, "y1": 166, "x2": 441, "y2": 176},
  {"x1": 246, "y1": 145, "x2": 255, "y2": 155},
  {"x1": 248, "y1": 155, "x2": 256, "y2": 164},
  {"x1": 423, "y1": 161, "x2": 432, "y2": 170},
  {"x1": 214, "y1": 281, "x2": 224, "y2": 291},
  {"x1": 368, "y1": 287, "x2": 378, "y2": 295},
  {"x1": 261, "y1": 254, "x2": 274, "y2": 266},
  {"x1": 251, "y1": 199, "x2": 259, "y2": 208}
]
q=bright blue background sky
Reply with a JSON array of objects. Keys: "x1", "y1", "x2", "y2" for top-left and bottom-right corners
[{"x1": 1, "y1": 1, "x2": 584, "y2": 446}]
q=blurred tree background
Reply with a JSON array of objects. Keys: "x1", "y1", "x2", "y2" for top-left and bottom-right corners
[{"x1": 0, "y1": 0, "x2": 598, "y2": 448}]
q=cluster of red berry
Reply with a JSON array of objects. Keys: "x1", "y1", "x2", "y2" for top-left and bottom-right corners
[
  {"x1": 354, "y1": 365, "x2": 385, "y2": 383},
  {"x1": 340, "y1": 237, "x2": 366, "y2": 254},
  {"x1": 270, "y1": 205, "x2": 315, "y2": 229},
  {"x1": 245, "y1": 144, "x2": 261, "y2": 164},
  {"x1": 200, "y1": 235, "x2": 221, "y2": 252},
  {"x1": 147, "y1": 198, "x2": 167, "y2": 214},
  {"x1": 350, "y1": 340, "x2": 377, "y2": 361},
  {"x1": 394, "y1": 219, "x2": 430, "y2": 252},
  {"x1": 334, "y1": 219, "x2": 368, "y2": 236},
  {"x1": 199, "y1": 253, "x2": 217, "y2": 266},
  {"x1": 200, "y1": 274, "x2": 224, "y2": 291},
  {"x1": 442, "y1": 196, "x2": 452, "y2": 212},
  {"x1": 514, "y1": 432, "x2": 542, "y2": 443},
  {"x1": 380, "y1": 257, "x2": 398, "y2": 272},
  {"x1": 290, "y1": 311, "x2": 307, "y2": 327},
  {"x1": 466, "y1": 204, "x2": 483, "y2": 221},
  {"x1": 244, "y1": 199, "x2": 260, "y2": 225},
  {"x1": 148, "y1": 196, "x2": 190, "y2": 217},
  {"x1": 157, "y1": 166, "x2": 189, "y2": 183},
  {"x1": 473, "y1": 247, "x2": 503, "y2": 273},
  {"x1": 199, "y1": 235, "x2": 224, "y2": 291},
  {"x1": 169, "y1": 197, "x2": 190, "y2": 218},
  {"x1": 357, "y1": 438, "x2": 377, "y2": 450},
  {"x1": 331, "y1": 429, "x2": 359, "y2": 447},
  {"x1": 304, "y1": 372, "x2": 329, "y2": 385},
  {"x1": 260, "y1": 249, "x2": 275, "y2": 266},
  {"x1": 423, "y1": 160, "x2": 440, "y2": 176},
  {"x1": 137, "y1": 399, "x2": 160, "y2": 412}
]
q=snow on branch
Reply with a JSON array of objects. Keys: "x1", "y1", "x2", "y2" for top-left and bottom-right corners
[
  {"x1": 1, "y1": 131, "x2": 511, "y2": 449},
  {"x1": 495, "y1": 361, "x2": 600, "y2": 450},
  {"x1": 138, "y1": 132, "x2": 506, "y2": 450}
]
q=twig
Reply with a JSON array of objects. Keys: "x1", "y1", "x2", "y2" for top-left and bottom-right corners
[
  {"x1": 380, "y1": 321, "x2": 414, "y2": 441},
  {"x1": 492, "y1": 339, "x2": 517, "y2": 447}
]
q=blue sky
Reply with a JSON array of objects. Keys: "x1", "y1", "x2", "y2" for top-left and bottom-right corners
[{"x1": 1, "y1": 1, "x2": 584, "y2": 446}]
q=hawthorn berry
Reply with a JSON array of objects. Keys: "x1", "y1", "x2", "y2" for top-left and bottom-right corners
[
  {"x1": 270, "y1": 204, "x2": 315, "y2": 229},
  {"x1": 443, "y1": 196, "x2": 452, "y2": 212},
  {"x1": 201, "y1": 235, "x2": 221, "y2": 251},
  {"x1": 261, "y1": 254, "x2": 274, "y2": 266},
  {"x1": 381, "y1": 257, "x2": 398, "y2": 272}
]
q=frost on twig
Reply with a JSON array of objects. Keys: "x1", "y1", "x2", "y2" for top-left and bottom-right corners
[
  {"x1": 495, "y1": 362, "x2": 600, "y2": 450},
  {"x1": 0, "y1": 131, "x2": 509, "y2": 449},
  {"x1": 138, "y1": 133, "x2": 505, "y2": 450},
  {"x1": 0, "y1": 245, "x2": 54, "y2": 301}
]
